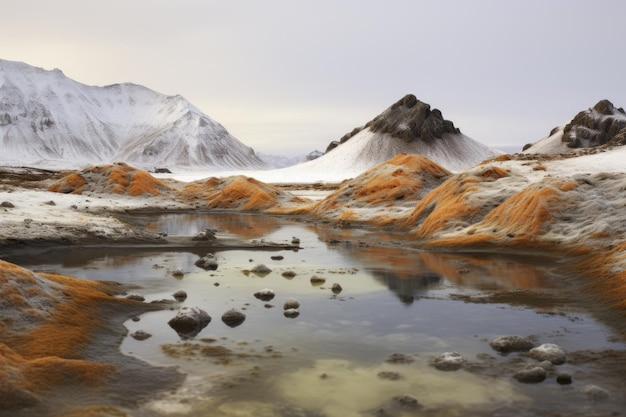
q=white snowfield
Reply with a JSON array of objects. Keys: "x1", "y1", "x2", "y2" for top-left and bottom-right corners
[{"x1": 0, "y1": 59, "x2": 266, "y2": 170}]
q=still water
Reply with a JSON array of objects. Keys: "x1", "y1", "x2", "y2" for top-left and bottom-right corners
[{"x1": 11, "y1": 213, "x2": 626, "y2": 416}]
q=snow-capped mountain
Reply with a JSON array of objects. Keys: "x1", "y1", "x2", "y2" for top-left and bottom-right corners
[{"x1": 0, "y1": 59, "x2": 267, "y2": 170}]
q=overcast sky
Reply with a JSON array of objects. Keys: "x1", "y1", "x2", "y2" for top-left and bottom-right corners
[{"x1": 2, "y1": 1, "x2": 625, "y2": 155}]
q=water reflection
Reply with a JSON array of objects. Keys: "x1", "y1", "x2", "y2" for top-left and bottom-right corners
[
  {"x1": 5, "y1": 212, "x2": 626, "y2": 417},
  {"x1": 145, "y1": 212, "x2": 281, "y2": 239}
]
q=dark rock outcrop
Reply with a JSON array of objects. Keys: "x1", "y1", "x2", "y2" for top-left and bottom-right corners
[
  {"x1": 325, "y1": 94, "x2": 460, "y2": 153},
  {"x1": 562, "y1": 99, "x2": 626, "y2": 148}
]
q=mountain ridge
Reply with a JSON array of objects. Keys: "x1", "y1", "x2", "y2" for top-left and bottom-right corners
[{"x1": 0, "y1": 59, "x2": 267, "y2": 170}]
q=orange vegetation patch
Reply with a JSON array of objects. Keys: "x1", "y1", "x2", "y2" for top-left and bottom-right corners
[
  {"x1": 47, "y1": 172, "x2": 88, "y2": 194},
  {"x1": 420, "y1": 179, "x2": 579, "y2": 250},
  {"x1": 48, "y1": 162, "x2": 172, "y2": 196},
  {"x1": 181, "y1": 175, "x2": 306, "y2": 212},
  {"x1": 288, "y1": 154, "x2": 451, "y2": 220},
  {"x1": 403, "y1": 166, "x2": 510, "y2": 238},
  {"x1": 0, "y1": 260, "x2": 145, "y2": 408}
]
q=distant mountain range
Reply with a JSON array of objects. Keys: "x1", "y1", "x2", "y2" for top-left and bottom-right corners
[{"x1": 0, "y1": 59, "x2": 267, "y2": 170}]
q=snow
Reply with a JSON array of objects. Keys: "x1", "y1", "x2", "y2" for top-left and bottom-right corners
[
  {"x1": 155, "y1": 128, "x2": 501, "y2": 184},
  {"x1": 0, "y1": 59, "x2": 266, "y2": 170}
]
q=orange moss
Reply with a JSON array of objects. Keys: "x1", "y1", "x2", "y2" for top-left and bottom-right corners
[
  {"x1": 48, "y1": 163, "x2": 171, "y2": 197},
  {"x1": 481, "y1": 154, "x2": 513, "y2": 164},
  {"x1": 127, "y1": 170, "x2": 171, "y2": 196},
  {"x1": 47, "y1": 172, "x2": 87, "y2": 194},
  {"x1": 404, "y1": 166, "x2": 512, "y2": 238},
  {"x1": 10, "y1": 272, "x2": 120, "y2": 359},
  {"x1": 183, "y1": 176, "x2": 284, "y2": 211}
]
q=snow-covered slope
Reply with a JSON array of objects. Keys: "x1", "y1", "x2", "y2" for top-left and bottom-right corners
[
  {"x1": 0, "y1": 59, "x2": 267, "y2": 170},
  {"x1": 285, "y1": 94, "x2": 500, "y2": 179}
]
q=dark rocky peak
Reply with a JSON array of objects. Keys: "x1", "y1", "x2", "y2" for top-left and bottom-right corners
[
  {"x1": 562, "y1": 99, "x2": 626, "y2": 148},
  {"x1": 325, "y1": 94, "x2": 460, "y2": 153}
]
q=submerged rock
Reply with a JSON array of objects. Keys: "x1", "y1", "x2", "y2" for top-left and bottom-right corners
[
  {"x1": 432, "y1": 352, "x2": 465, "y2": 371},
  {"x1": 254, "y1": 288, "x2": 275, "y2": 301},
  {"x1": 581, "y1": 384, "x2": 610, "y2": 400},
  {"x1": 172, "y1": 269, "x2": 184, "y2": 278},
  {"x1": 168, "y1": 306, "x2": 211, "y2": 338},
  {"x1": 489, "y1": 335, "x2": 534, "y2": 353},
  {"x1": 386, "y1": 353, "x2": 414, "y2": 364},
  {"x1": 393, "y1": 394, "x2": 422, "y2": 409},
  {"x1": 377, "y1": 371, "x2": 402, "y2": 381},
  {"x1": 221, "y1": 309, "x2": 246, "y2": 328},
  {"x1": 282, "y1": 271, "x2": 297, "y2": 279},
  {"x1": 529, "y1": 343, "x2": 566, "y2": 365},
  {"x1": 513, "y1": 366, "x2": 547, "y2": 383}
]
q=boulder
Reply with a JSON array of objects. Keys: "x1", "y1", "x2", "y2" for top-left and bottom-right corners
[
  {"x1": 168, "y1": 306, "x2": 211, "y2": 338},
  {"x1": 195, "y1": 253, "x2": 218, "y2": 270},
  {"x1": 283, "y1": 298, "x2": 300, "y2": 310},
  {"x1": 221, "y1": 309, "x2": 246, "y2": 328},
  {"x1": 254, "y1": 288, "x2": 275, "y2": 301},
  {"x1": 172, "y1": 290, "x2": 187, "y2": 302},
  {"x1": 331, "y1": 283, "x2": 343, "y2": 294},
  {"x1": 529, "y1": 343, "x2": 566, "y2": 365},
  {"x1": 513, "y1": 366, "x2": 547, "y2": 383},
  {"x1": 489, "y1": 335, "x2": 534, "y2": 353}
]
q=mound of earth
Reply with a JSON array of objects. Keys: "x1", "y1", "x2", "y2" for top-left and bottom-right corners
[
  {"x1": 273, "y1": 154, "x2": 452, "y2": 224},
  {"x1": 180, "y1": 175, "x2": 308, "y2": 211},
  {"x1": 48, "y1": 162, "x2": 174, "y2": 196}
]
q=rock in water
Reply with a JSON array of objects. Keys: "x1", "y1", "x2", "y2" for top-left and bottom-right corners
[
  {"x1": 168, "y1": 306, "x2": 211, "y2": 338},
  {"x1": 432, "y1": 352, "x2": 465, "y2": 371},
  {"x1": 529, "y1": 343, "x2": 566, "y2": 365},
  {"x1": 195, "y1": 253, "x2": 218, "y2": 270},
  {"x1": 221, "y1": 309, "x2": 246, "y2": 328},
  {"x1": 254, "y1": 288, "x2": 275, "y2": 301},
  {"x1": 489, "y1": 335, "x2": 534, "y2": 353},
  {"x1": 283, "y1": 298, "x2": 300, "y2": 310},
  {"x1": 513, "y1": 366, "x2": 547, "y2": 383}
]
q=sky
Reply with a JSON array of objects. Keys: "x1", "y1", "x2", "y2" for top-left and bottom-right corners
[{"x1": 2, "y1": 0, "x2": 625, "y2": 156}]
